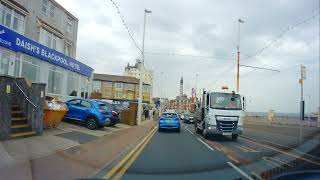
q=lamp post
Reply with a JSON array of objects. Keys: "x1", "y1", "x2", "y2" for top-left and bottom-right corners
[
  {"x1": 137, "y1": 9, "x2": 152, "y2": 125},
  {"x1": 236, "y1": 19, "x2": 244, "y2": 92}
]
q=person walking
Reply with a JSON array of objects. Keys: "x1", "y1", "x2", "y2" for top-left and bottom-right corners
[{"x1": 144, "y1": 109, "x2": 149, "y2": 120}]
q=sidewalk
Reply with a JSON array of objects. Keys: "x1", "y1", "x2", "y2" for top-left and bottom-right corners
[{"x1": 0, "y1": 120, "x2": 156, "y2": 180}]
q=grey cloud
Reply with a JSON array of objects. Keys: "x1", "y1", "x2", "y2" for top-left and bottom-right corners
[{"x1": 56, "y1": 0, "x2": 319, "y2": 113}]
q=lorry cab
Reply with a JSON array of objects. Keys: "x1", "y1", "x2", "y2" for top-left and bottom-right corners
[{"x1": 195, "y1": 89, "x2": 246, "y2": 140}]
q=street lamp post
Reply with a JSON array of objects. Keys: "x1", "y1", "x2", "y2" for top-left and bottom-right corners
[
  {"x1": 236, "y1": 19, "x2": 244, "y2": 92},
  {"x1": 137, "y1": 9, "x2": 152, "y2": 126}
]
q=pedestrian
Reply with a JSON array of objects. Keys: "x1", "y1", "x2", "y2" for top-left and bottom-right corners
[{"x1": 144, "y1": 109, "x2": 149, "y2": 120}]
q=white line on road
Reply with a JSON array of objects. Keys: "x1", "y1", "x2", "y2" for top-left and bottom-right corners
[
  {"x1": 227, "y1": 162, "x2": 253, "y2": 180},
  {"x1": 184, "y1": 126, "x2": 194, "y2": 135},
  {"x1": 184, "y1": 126, "x2": 214, "y2": 151},
  {"x1": 196, "y1": 137, "x2": 215, "y2": 151}
]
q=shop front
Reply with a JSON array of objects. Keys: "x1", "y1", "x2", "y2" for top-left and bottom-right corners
[{"x1": 0, "y1": 24, "x2": 93, "y2": 100}]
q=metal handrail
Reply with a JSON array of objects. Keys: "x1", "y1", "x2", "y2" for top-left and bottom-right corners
[{"x1": 14, "y1": 81, "x2": 37, "y2": 108}]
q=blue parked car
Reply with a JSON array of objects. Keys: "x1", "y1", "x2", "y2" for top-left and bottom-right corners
[
  {"x1": 64, "y1": 98, "x2": 111, "y2": 130},
  {"x1": 95, "y1": 100, "x2": 120, "y2": 126},
  {"x1": 158, "y1": 112, "x2": 181, "y2": 132}
]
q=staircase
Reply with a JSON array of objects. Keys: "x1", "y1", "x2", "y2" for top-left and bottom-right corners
[{"x1": 10, "y1": 104, "x2": 36, "y2": 138}]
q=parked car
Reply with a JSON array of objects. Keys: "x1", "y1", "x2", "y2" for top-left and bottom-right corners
[
  {"x1": 158, "y1": 112, "x2": 181, "y2": 132},
  {"x1": 64, "y1": 98, "x2": 111, "y2": 130},
  {"x1": 95, "y1": 100, "x2": 120, "y2": 126},
  {"x1": 183, "y1": 113, "x2": 195, "y2": 124}
]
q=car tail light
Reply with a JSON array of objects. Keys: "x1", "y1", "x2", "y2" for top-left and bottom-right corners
[
  {"x1": 112, "y1": 111, "x2": 118, "y2": 116},
  {"x1": 159, "y1": 117, "x2": 164, "y2": 120}
]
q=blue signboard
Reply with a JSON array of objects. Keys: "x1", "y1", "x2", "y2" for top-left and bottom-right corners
[{"x1": 0, "y1": 24, "x2": 93, "y2": 77}]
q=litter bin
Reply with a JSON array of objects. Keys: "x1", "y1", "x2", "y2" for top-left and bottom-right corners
[{"x1": 43, "y1": 96, "x2": 68, "y2": 128}]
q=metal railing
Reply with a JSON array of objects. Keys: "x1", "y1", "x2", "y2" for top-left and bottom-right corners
[{"x1": 14, "y1": 81, "x2": 37, "y2": 108}]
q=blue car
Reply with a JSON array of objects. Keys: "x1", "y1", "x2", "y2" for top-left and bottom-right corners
[
  {"x1": 95, "y1": 100, "x2": 120, "y2": 126},
  {"x1": 158, "y1": 112, "x2": 181, "y2": 132},
  {"x1": 64, "y1": 98, "x2": 111, "y2": 130}
]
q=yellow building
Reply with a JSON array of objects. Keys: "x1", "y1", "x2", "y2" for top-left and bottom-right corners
[{"x1": 93, "y1": 73, "x2": 151, "y2": 103}]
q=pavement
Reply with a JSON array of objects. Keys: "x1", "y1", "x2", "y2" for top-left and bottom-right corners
[
  {"x1": 0, "y1": 120, "x2": 155, "y2": 180},
  {"x1": 94, "y1": 120, "x2": 320, "y2": 180}
]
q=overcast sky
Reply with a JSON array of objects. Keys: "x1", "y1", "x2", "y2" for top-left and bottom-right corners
[{"x1": 56, "y1": 0, "x2": 319, "y2": 113}]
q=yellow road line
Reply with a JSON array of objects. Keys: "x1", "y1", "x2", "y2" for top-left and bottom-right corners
[
  {"x1": 103, "y1": 127, "x2": 157, "y2": 179},
  {"x1": 241, "y1": 137, "x2": 320, "y2": 166},
  {"x1": 113, "y1": 128, "x2": 157, "y2": 180}
]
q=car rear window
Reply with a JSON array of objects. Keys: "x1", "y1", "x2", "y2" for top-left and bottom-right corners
[
  {"x1": 163, "y1": 113, "x2": 177, "y2": 118},
  {"x1": 99, "y1": 104, "x2": 109, "y2": 111}
]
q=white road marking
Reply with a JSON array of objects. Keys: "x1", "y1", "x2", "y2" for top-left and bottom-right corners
[
  {"x1": 227, "y1": 162, "x2": 253, "y2": 180},
  {"x1": 184, "y1": 127, "x2": 194, "y2": 135},
  {"x1": 184, "y1": 126, "x2": 214, "y2": 151}
]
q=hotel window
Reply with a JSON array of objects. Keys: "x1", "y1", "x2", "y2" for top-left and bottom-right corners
[
  {"x1": 0, "y1": 2, "x2": 25, "y2": 34},
  {"x1": 42, "y1": 0, "x2": 48, "y2": 14},
  {"x1": 49, "y1": 4, "x2": 55, "y2": 18},
  {"x1": 66, "y1": 17, "x2": 72, "y2": 35},
  {"x1": 40, "y1": 28, "x2": 63, "y2": 53},
  {"x1": 47, "y1": 66, "x2": 63, "y2": 94},
  {"x1": 115, "y1": 82, "x2": 123, "y2": 89},
  {"x1": 115, "y1": 91, "x2": 123, "y2": 98},
  {"x1": 67, "y1": 72, "x2": 78, "y2": 96},
  {"x1": 21, "y1": 55, "x2": 40, "y2": 82}
]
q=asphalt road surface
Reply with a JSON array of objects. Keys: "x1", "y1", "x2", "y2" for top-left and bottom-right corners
[{"x1": 96, "y1": 121, "x2": 320, "y2": 180}]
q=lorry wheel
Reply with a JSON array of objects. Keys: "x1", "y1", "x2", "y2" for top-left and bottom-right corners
[
  {"x1": 203, "y1": 130, "x2": 209, "y2": 139},
  {"x1": 232, "y1": 134, "x2": 238, "y2": 141}
]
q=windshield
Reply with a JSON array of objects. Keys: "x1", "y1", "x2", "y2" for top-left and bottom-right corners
[
  {"x1": 210, "y1": 93, "x2": 242, "y2": 110},
  {"x1": 162, "y1": 113, "x2": 177, "y2": 118}
]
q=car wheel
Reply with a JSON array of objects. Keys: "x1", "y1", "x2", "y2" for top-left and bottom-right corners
[
  {"x1": 232, "y1": 134, "x2": 238, "y2": 141},
  {"x1": 86, "y1": 117, "x2": 98, "y2": 130}
]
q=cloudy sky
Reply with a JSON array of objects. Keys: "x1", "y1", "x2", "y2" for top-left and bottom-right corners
[{"x1": 56, "y1": 0, "x2": 319, "y2": 113}]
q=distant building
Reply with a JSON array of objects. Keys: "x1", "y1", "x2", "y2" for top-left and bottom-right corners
[
  {"x1": 124, "y1": 59, "x2": 153, "y2": 102},
  {"x1": 92, "y1": 73, "x2": 151, "y2": 104}
]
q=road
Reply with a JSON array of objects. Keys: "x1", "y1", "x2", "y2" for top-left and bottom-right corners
[{"x1": 96, "y1": 121, "x2": 320, "y2": 180}]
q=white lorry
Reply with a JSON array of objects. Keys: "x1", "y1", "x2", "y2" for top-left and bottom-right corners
[{"x1": 195, "y1": 90, "x2": 246, "y2": 140}]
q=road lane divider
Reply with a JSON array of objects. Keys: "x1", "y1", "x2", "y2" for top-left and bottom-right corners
[
  {"x1": 103, "y1": 127, "x2": 157, "y2": 179},
  {"x1": 227, "y1": 162, "x2": 254, "y2": 180},
  {"x1": 112, "y1": 128, "x2": 157, "y2": 180},
  {"x1": 240, "y1": 136, "x2": 320, "y2": 166},
  {"x1": 184, "y1": 126, "x2": 214, "y2": 151}
]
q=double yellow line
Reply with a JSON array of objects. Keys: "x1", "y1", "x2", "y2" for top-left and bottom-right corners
[{"x1": 103, "y1": 127, "x2": 157, "y2": 180}]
